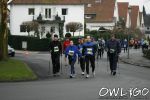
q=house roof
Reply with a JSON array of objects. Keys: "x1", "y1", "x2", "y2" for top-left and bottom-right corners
[
  {"x1": 10, "y1": 0, "x2": 83, "y2": 5},
  {"x1": 117, "y1": 2, "x2": 129, "y2": 23},
  {"x1": 130, "y1": 6, "x2": 139, "y2": 29},
  {"x1": 10, "y1": 0, "x2": 116, "y2": 23},
  {"x1": 84, "y1": 0, "x2": 116, "y2": 23}
]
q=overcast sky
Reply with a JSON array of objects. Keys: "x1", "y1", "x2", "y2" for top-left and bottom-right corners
[{"x1": 117, "y1": 0, "x2": 150, "y2": 14}]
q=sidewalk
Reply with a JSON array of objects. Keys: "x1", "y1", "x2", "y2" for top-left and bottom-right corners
[
  {"x1": 15, "y1": 50, "x2": 49, "y2": 54},
  {"x1": 120, "y1": 49, "x2": 150, "y2": 68}
]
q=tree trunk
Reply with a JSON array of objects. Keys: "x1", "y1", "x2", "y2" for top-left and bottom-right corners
[{"x1": 0, "y1": 0, "x2": 8, "y2": 61}]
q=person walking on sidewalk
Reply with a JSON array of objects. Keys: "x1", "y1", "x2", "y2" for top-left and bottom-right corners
[
  {"x1": 65, "y1": 40, "x2": 80, "y2": 78},
  {"x1": 123, "y1": 39, "x2": 128, "y2": 53},
  {"x1": 106, "y1": 34, "x2": 121, "y2": 76},
  {"x1": 82, "y1": 36, "x2": 97, "y2": 78},
  {"x1": 50, "y1": 34, "x2": 62, "y2": 76},
  {"x1": 78, "y1": 38, "x2": 85, "y2": 75}
]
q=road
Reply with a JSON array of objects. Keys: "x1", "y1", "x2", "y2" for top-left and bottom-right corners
[{"x1": 0, "y1": 50, "x2": 150, "y2": 100}]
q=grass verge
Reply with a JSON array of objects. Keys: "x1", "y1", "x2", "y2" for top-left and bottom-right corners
[{"x1": 0, "y1": 59, "x2": 37, "y2": 82}]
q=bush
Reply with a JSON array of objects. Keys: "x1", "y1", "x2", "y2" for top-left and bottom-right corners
[
  {"x1": 85, "y1": 30, "x2": 129, "y2": 40},
  {"x1": 143, "y1": 49, "x2": 150, "y2": 59},
  {"x1": 8, "y1": 35, "x2": 51, "y2": 51}
]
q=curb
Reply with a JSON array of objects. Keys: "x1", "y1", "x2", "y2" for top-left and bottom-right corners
[
  {"x1": 119, "y1": 58, "x2": 150, "y2": 68},
  {"x1": 16, "y1": 50, "x2": 49, "y2": 54}
]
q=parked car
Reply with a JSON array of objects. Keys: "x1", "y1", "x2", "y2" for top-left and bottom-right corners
[{"x1": 8, "y1": 45, "x2": 15, "y2": 57}]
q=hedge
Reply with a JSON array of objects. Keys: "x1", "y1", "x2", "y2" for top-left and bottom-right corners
[
  {"x1": 143, "y1": 49, "x2": 150, "y2": 59},
  {"x1": 8, "y1": 36, "x2": 51, "y2": 51},
  {"x1": 85, "y1": 30, "x2": 133, "y2": 40}
]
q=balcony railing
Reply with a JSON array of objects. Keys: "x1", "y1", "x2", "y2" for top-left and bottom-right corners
[{"x1": 33, "y1": 14, "x2": 65, "y2": 22}]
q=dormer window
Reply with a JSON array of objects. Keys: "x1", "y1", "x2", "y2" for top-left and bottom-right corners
[
  {"x1": 95, "y1": 0, "x2": 102, "y2": 3},
  {"x1": 87, "y1": 4, "x2": 92, "y2": 7}
]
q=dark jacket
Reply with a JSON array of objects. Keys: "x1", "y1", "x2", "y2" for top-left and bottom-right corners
[
  {"x1": 50, "y1": 40, "x2": 62, "y2": 55},
  {"x1": 107, "y1": 39, "x2": 121, "y2": 55}
]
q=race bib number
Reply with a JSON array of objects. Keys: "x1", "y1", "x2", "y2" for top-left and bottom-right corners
[
  {"x1": 110, "y1": 49, "x2": 115, "y2": 53},
  {"x1": 79, "y1": 48, "x2": 83, "y2": 53},
  {"x1": 69, "y1": 50, "x2": 74, "y2": 56},
  {"x1": 54, "y1": 46, "x2": 59, "y2": 52},
  {"x1": 124, "y1": 45, "x2": 126, "y2": 48},
  {"x1": 98, "y1": 46, "x2": 102, "y2": 49},
  {"x1": 87, "y1": 48, "x2": 93, "y2": 55}
]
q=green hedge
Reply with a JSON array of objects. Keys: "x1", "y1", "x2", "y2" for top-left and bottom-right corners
[
  {"x1": 8, "y1": 36, "x2": 51, "y2": 51},
  {"x1": 85, "y1": 30, "x2": 132, "y2": 40},
  {"x1": 143, "y1": 49, "x2": 150, "y2": 59}
]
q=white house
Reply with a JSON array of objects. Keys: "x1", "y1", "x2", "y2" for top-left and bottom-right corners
[
  {"x1": 9, "y1": 0, "x2": 84, "y2": 38},
  {"x1": 84, "y1": 0, "x2": 119, "y2": 31}
]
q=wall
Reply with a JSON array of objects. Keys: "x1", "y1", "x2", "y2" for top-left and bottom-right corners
[{"x1": 86, "y1": 22, "x2": 115, "y2": 31}]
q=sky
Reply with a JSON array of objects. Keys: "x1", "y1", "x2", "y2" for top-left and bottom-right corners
[{"x1": 117, "y1": 0, "x2": 150, "y2": 14}]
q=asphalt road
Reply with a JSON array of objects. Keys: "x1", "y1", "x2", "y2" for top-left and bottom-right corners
[{"x1": 0, "y1": 51, "x2": 150, "y2": 100}]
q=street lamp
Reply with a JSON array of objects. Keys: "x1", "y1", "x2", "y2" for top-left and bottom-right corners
[{"x1": 127, "y1": 6, "x2": 132, "y2": 59}]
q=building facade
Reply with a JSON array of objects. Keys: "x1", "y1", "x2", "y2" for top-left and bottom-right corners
[
  {"x1": 9, "y1": 0, "x2": 84, "y2": 38},
  {"x1": 85, "y1": 0, "x2": 119, "y2": 31}
]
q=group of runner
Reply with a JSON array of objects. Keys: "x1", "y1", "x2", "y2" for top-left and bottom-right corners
[{"x1": 49, "y1": 34, "x2": 121, "y2": 78}]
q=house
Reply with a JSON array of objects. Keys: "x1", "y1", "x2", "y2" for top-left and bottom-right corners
[
  {"x1": 117, "y1": 2, "x2": 130, "y2": 28},
  {"x1": 130, "y1": 6, "x2": 140, "y2": 30},
  {"x1": 118, "y1": 4, "x2": 141, "y2": 30},
  {"x1": 9, "y1": 0, "x2": 84, "y2": 38},
  {"x1": 84, "y1": 0, "x2": 119, "y2": 31}
]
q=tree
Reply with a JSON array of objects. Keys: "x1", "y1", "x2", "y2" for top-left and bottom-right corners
[
  {"x1": 46, "y1": 32, "x2": 51, "y2": 38},
  {"x1": 0, "y1": 0, "x2": 8, "y2": 60},
  {"x1": 26, "y1": 25, "x2": 31, "y2": 36},
  {"x1": 143, "y1": 6, "x2": 146, "y2": 16},
  {"x1": 22, "y1": 21, "x2": 40, "y2": 38},
  {"x1": 66, "y1": 22, "x2": 83, "y2": 36}
]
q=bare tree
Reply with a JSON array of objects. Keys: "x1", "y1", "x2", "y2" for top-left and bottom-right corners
[
  {"x1": 22, "y1": 21, "x2": 39, "y2": 38},
  {"x1": 66, "y1": 22, "x2": 83, "y2": 36}
]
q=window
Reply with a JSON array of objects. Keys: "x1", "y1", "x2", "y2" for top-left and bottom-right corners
[
  {"x1": 62, "y1": 8, "x2": 68, "y2": 15},
  {"x1": 20, "y1": 25, "x2": 26, "y2": 32},
  {"x1": 45, "y1": 8, "x2": 51, "y2": 18},
  {"x1": 28, "y1": 8, "x2": 35, "y2": 15},
  {"x1": 95, "y1": 0, "x2": 102, "y2": 3},
  {"x1": 41, "y1": 26, "x2": 45, "y2": 33},
  {"x1": 87, "y1": 4, "x2": 92, "y2": 7},
  {"x1": 51, "y1": 27, "x2": 55, "y2": 33},
  {"x1": 147, "y1": 27, "x2": 150, "y2": 30},
  {"x1": 85, "y1": 14, "x2": 96, "y2": 19}
]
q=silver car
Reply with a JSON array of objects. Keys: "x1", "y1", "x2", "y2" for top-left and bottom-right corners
[{"x1": 8, "y1": 45, "x2": 15, "y2": 57}]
